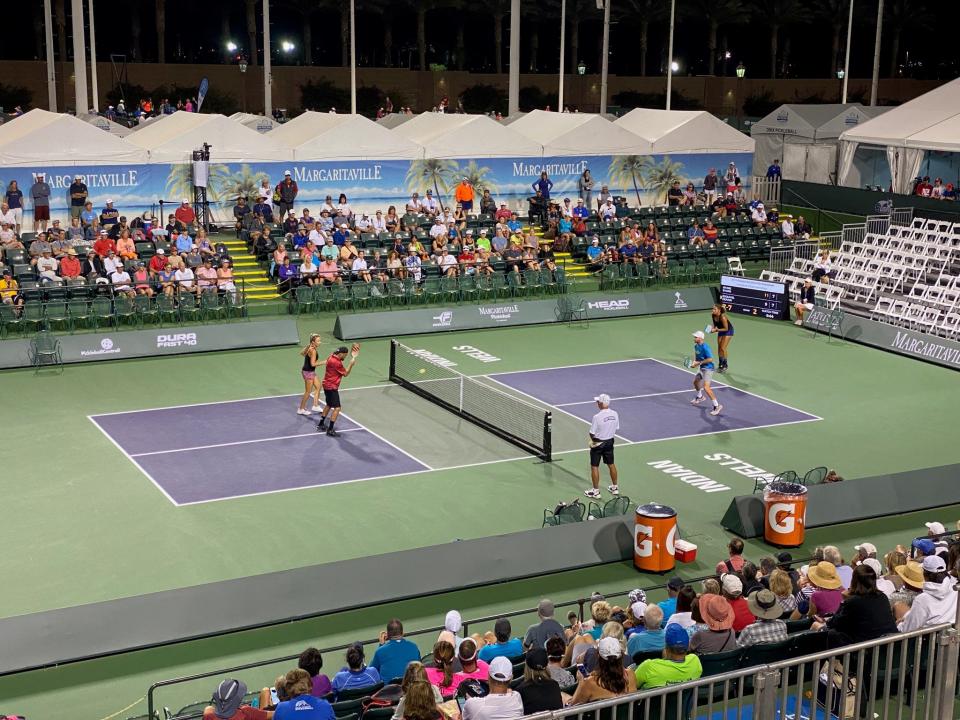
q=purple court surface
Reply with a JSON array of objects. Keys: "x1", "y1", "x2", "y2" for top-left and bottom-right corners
[
  {"x1": 90, "y1": 359, "x2": 817, "y2": 506},
  {"x1": 89, "y1": 395, "x2": 430, "y2": 505},
  {"x1": 486, "y1": 359, "x2": 819, "y2": 444}
]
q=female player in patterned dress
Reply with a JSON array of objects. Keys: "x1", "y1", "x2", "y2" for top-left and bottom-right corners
[
  {"x1": 709, "y1": 303, "x2": 734, "y2": 373},
  {"x1": 297, "y1": 333, "x2": 323, "y2": 416}
]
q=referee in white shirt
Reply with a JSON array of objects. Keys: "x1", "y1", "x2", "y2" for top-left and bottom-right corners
[{"x1": 586, "y1": 393, "x2": 620, "y2": 499}]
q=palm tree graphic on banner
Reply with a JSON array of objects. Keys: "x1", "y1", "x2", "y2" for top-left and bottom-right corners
[
  {"x1": 642, "y1": 157, "x2": 686, "y2": 204},
  {"x1": 608, "y1": 155, "x2": 650, "y2": 207},
  {"x1": 405, "y1": 158, "x2": 459, "y2": 205},
  {"x1": 459, "y1": 160, "x2": 499, "y2": 196},
  {"x1": 164, "y1": 163, "x2": 199, "y2": 205},
  {"x1": 209, "y1": 164, "x2": 270, "y2": 204}
]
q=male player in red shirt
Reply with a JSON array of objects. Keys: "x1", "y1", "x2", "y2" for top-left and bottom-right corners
[{"x1": 316, "y1": 343, "x2": 360, "y2": 436}]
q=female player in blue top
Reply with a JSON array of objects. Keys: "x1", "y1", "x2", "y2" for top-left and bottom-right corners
[
  {"x1": 691, "y1": 330, "x2": 723, "y2": 416},
  {"x1": 708, "y1": 303, "x2": 733, "y2": 372}
]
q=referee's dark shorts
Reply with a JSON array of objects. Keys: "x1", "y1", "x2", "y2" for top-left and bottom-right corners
[
  {"x1": 590, "y1": 438, "x2": 615, "y2": 467},
  {"x1": 323, "y1": 388, "x2": 341, "y2": 408}
]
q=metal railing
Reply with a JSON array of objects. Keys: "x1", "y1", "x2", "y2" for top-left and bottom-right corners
[
  {"x1": 768, "y1": 240, "x2": 819, "y2": 273},
  {"x1": 820, "y1": 230, "x2": 844, "y2": 251},
  {"x1": 892, "y1": 207, "x2": 916, "y2": 227}
]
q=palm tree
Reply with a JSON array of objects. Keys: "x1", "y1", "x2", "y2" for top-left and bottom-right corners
[
  {"x1": 693, "y1": 0, "x2": 749, "y2": 75},
  {"x1": 491, "y1": 0, "x2": 508, "y2": 73},
  {"x1": 283, "y1": 0, "x2": 316, "y2": 64},
  {"x1": 164, "y1": 163, "x2": 200, "y2": 203},
  {"x1": 608, "y1": 155, "x2": 650, "y2": 206},
  {"x1": 245, "y1": 0, "x2": 258, "y2": 67},
  {"x1": 209, "y1": 164, "x2": 270, "y2": 204},
  {"x1": 886, "y1": 0, "x2": 932, "y2": 77},
  {"x1": 458, "y1": 160, "x2": 499, "y2": 196},
  {"x1": 752, "y1": 0, "x2": 805, "y2": 78},
  {"x1": 813, "y1": 0, "x2": 849, "y2": 78},
  {"x1": 54, "y1": 0, "x2": 67, "y2": 63},
  {"x1": 642, "y1": 156, "x2": 685, "y2": 204},
  {"x1": 416, "y1": 0, "x2": 433, "y2": 70},
  {"x1": 130, "y1": 0, "x2": 142, "y2": 60},
  {"x1": 156, "y1": 0, "x2": 166, "y2": 63},
  {"x1": 406, "y1": 158, "x2": 458, "y2": 204},
  {"x1": 617, "y1": 0, "x2": 668, "y2": 76}
]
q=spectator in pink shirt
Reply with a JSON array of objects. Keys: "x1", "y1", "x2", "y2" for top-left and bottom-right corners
[
  {"x1": 318, "y1": 258, "x2": 342, "y2": 286},
  {"x1": 452, "y1": 639, "x2": 489, "y2": 688},
  {"x1": 716, "y1": 538, "x2": 747, "y2": 576},
  {"x1": 196, "y1": 258, "x2": 219, "y2": 292},
  {"x1": 425, "y1": 641, "x2": 459, "y2": 698}
]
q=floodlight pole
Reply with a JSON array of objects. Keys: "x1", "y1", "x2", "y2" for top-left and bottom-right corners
[
  {"x1": 665, "y1": 0, "x2": 676, "y2": 110},
  {"x1": 263, "y1": 0, "x2": 272, "y2": 117},
  {"x1": 350, "y1": 0, "x2": 357, "y2": 113},
  {"x1": 841, "y1": 0, "x2": 853, "y2": 103},
  {"x1": 869, "y1": 0, "x2": 883, "y2": 106},
  {"x1": 88, "y1": 0, "x2": 99, "y2": 112},
  {"x1": 599, "y1": 0, "x2": 611, "y2": 114},
  {"x1": 43, "y1": 0, "x2": 57, "y2": 111},
  {"x1": 558, "y1": 0, "x2": 566, "y2": 110},
  {"x1": 70, "y1": 0, "x2": 88, "y2": 113}
]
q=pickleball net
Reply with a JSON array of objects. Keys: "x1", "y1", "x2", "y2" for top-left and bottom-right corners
[{"x1": 389, "y1": 340, "x2": 552, "y2": 461}]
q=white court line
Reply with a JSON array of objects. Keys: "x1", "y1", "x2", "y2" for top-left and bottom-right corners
[
  {"x1": 341, "y1": 413, "x2": 435, "y2": 471},
  {"x1": 646, "y1": 358, "x2": 824, "y2": 421},
  {"x1": 554, "y1": 386, "x2": 728, "y2": 407},
  {"x1": 489, "y1": 357, "x2": 655, "y2": 376},
  {"x1": 481, "y1": 375, "x2": 636, "y2": 445},
  {"x1": 88, "y1": 415, "x2": 181, "y2": 507},
  {"x1": 129, "y1": 428, "x2": 365, "y2": 457}
]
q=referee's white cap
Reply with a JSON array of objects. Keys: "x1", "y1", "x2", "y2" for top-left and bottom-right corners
[{"x1": 594, "y1": 393, "x2": 611, "y2": 405}]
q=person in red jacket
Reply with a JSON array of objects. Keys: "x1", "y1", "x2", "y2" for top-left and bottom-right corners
[
  {"x1": 175, "y1": 199, "x2": 197, "y2": 228},
  {"x1": 93, "y1": 229, "x2": 116, "y2": 257}
]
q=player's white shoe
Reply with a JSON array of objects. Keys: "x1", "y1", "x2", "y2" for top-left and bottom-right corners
[
  {"x1": 691, "y1": 395, "x2": 704, "y2": 404},
  {"x1": 297, "y1": 408, "x2": 312, "y2": 416},
  {"x1": 311, "y1": 406, "x2": 323, "y2": 412},
  {"x1": 710, "y1": 404, "x2": 723, "y2": 416},
  {"x1": 607, "y1": 485, "x2": 620, "y2": 496},
  {"x1": 584, "y1": 488, "x2": 601, "y2": 499}
]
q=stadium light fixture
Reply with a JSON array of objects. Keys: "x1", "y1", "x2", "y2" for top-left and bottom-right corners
[
  {"x1": 577, "y1": 61, "x2": 586, "y2": 76},
  {"x1": 670, "y1": 61, "x2": 679, "y2": 73},
  {"x1": 281, "y1": 40, "x2": 295, "y2": 53},
  {"x1": 836, "y1": 68, "x2": 845, "y2": 79},
  {"x1": 736, "y1": 62, "x2": 746, "y2": 78},
  {"x1": 226, "y1": 41, "x2": 238, "y2": 52}
]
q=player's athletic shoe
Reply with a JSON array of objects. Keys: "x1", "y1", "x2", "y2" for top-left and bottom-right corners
[
  {"x1": 794, "y1": 319, "x2": 803, "y2": 325},
  {"x1": 311, "y1": 405, "x2": 323, "y2": 412},
  {"x1": 710, "y1": 404, "x2": 723, "y2": 416},
  {"x1": 690, "y1": 395, "x2": 704, "y2": 404},
  {"x1": 297, "y1": 409, "x2": 311, "y2": 416},
  {"x1": 584, "y1": 488, "x2": 601, "y2": 499},
  {"x1": 316, "y1": 420, "x2": 327, "y2": 431},
  {"x1": 326, "y1": 428, "x2": 340, "y2": 437},
  {"x1": 607, "y1": 485, "x2": 620, "y2": 496}
]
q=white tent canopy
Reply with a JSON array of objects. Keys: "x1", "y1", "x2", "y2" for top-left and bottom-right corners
[
  {"x1": 271, "y1": 112, "x2": 422, "y2": 160},
  {"x1": 839, "y1": 79, "x2": 960, "y2": 192},
  {"x1": 230, "y1": 112, "x2": 280, "y2": 134},
  {"x1": 392, "y1": 113, "x2": 543, "y2": 159},
  {"x1": 507, "y1": 110, "x2": 652, "y2": 156},
  {"x1": 126, "y1": 111, "x2": 291, "y2": 163},
  {"x1": 614, "y1": 109, "x2": 754, "y2": 155},
  {"x1": 376, "y1": 113, "x2": 416, "y2": 129},
  {"x1": 751, "y1": 104, "x2": 888, "y2": 183},
  {"x1": 79, "y1": 113, "x2": 134, "y2": 138},
  {"x1": 0, "y1": 109, "x2": 147, "y2": 166}
]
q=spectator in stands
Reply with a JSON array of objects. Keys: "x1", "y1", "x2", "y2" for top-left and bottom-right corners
[
  {"x1": 861, "y1": 558, "x2": 897, "y2": 597},
  {"x1": 721, "y1": 574, "x2": 755, "y2": 632},
  {"x1": 392, "y1": 663, "x2": 443, "y2": 720},
  {"x1": 657, "y1": 577, "x2": 684, "y2": 621},
  {"x1": 533, "y1": 171, "x2": 554, "y2": 203},
  {"x1": 522, "y1": 599, "x2": 564, "y2": 651},
  {"x1": 571, "y1": 637, "x2": 636, "y2": 703},
  {"x1": 233, "y1": 197, "x2": 251, "y2": 238},
  {"x1": 370, "y1": 619, "x2": 420, "y2": 683},
  {"x1": 397, "y1": 680, "x2": 441, "y2": 720},
  {"x1": 793, "y1": 278, "x2": 816, "y2": 325},
  {"x1": 110, "y1": 259, "x2": 136, "y2": 298},
  {"x1": 751, "y1": 202, "x2": 768, "y2": 226},
  {"x1": 454, "y1": 639, "x2": 490, "y2": 686},
  {"x1": 667, "y1": 181, "x2": 683, "y2": 206},
  {"x1": 296, "y1": 647, "x2": 332, "y2": 698},
  {"x1": 702, "y1": 219, "x2": 719, "y2": 245},
  {"x1": 462, "y1": 656, "x2": 523, "y2": 720},
  {"x1": 36, "y1": 248, "x2": 59, "y2": 282},
  {"x1": 58, "y1": 248, "x2": 82, "y2": 279},
  {"x1": 741, "y1": 562, "x2": 763, "y2": 597},
  {"x1": 331, "y1": 643, "x2": 381, "y2": 699},
  {"x1": 716, "y1": 539, "x2": 746, "y2": 575},
  {"x1": 116, "y1": 230, "x2": 138, "y2": 261},
  {"x1": 276, "y1": 172, "x2": 299, "y2": 217},
  {"x1": 80, "y1": 248, "x2": 104, "y2": 278},
  {"x1": 635, "y1": 625, "x2": 702, "y2": 689},
  {"x1": 5, "y1": 180, "x2": 23, "y2": 232},
  {"x1": 626, "y1": 605, "x2": 665, "y2": 656},
  {"x1": 30, "y1": 172, "x2": 51, "y2": 232},
  {"x1": 440, "y1": 610, "x2": 464, "y2": 651},
  {"x1": 600, "y1": 197, "x2": 617, "y2": 221},
  {"x1": 781, "y1": 216, "x2": 796, "y2": 241},
  {"x1": 277, "y1": 256, "x2": 299, "y2": 293},
  {"x1": 702, "y1": 169, "x2": 719, "y2": 204},
  {"x1": 586, "y1": 601, "x2": 612, "y2": 639},
  {"x1": 545, "y1": 637, "x2": 574, "y2": 687},
  {"x1": 132, "y1": 263, "x2": 153, "y2": 296},
  {"x1": 516, "y1": 647, "x2": 562, "y2": 713},
  {"x1": 769, "y1": 569, "x2": 798, "y2": 614},
  {"x1": 853, "y1": 542, "x2": 878, "y2": 567},
  {"x1": 812, "y1": 564, "x2": 897, "y2": 645},
  {"x1": 811, "y1": 249, "x2": 833, "y2": 284},
  {"x1": 455, "y1": 178, "x2": 475, "y2": 212},
  {"x1": 793, "y1": 216, "x2": 811, "y2": 239},
  {"x1": 682, "y1": 182, "x2": 697, "y2": 206},
  {"x1": 794, "y1": 561, "x2": 844, "y2": 619},
  {"x1": 737, "y1": 590, "x2": 787, "y2": 647},
  {"x1": 0, "y1": 267, "x2": 21, "y2": 308},
  {"x1": 689, "y1": 594, "x2": 736, "y2": 654},
  {"x1": 896, "y1": 556, "x2": 957, "y2": 631},
  {"x1": 271, "y1": 669, "x2": 333, "y2": 720},
  {"x1": 175, "y1": 199, "x2": 197, "y2": 230},
  {"x1": 766, "y1": 159, "x2": 782, "y2": 179},
  {"x1": 666, "y1": 586, "x2": 697, "y2": 630},
  {"x1": 479, "y1": 618, "x2": 523, "y2": 662},
  {"x1": 203, "y1": 678, "x2": 272, "y2": 720},
  {"x1": 578, "y1": 170, "x2": 595, "y2": 210}
]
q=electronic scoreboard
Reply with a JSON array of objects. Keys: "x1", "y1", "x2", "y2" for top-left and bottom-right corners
[{"x1": 719, "y1": 275, "x2": 788, "y2": 320}]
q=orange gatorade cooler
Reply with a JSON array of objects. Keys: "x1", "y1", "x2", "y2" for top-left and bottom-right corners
[
  {"x1": 763, "y1": 482, "x2": 808, "y2": 547},
  {"x1": 634, "y1": 503, "x2": 678, "y2": 573}
]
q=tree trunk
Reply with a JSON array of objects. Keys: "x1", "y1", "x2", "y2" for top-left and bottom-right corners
[
  {"x1": 638, "y1": 19, "x2": 648, "y2": 76},
  {"x1": 156, "y1": 0, "x2": 166, "y2": 62},
  {"x1": 780, "y1": 35, "x2": 791, "y2": 78},
  {"x1": 569, "y1": 18, "x2": 579, "y2": 74},
  {"x1": 493, "y1": 11, "x2": 503, "y2": 74},
  {"x1": 417, "y1": 2, "x2": 426, "y2": 70},
  {"x1": 341, "y1": 7, "x2": 349, "y2": 67},
  {"x1": 246, "y1": 0, "x2": 257, "y2": 67},
  {"x1": 455, "y1": 17, "x2": 465, "y2": 70},
  {"x1": 33, "y1": 1, "x2": 44, "y2": 60},
  {"x1": 54, "y1": 0, "x2": 67, "y2": 61},
  {"x1": 830, "y1": 23, "x2": 840, "y2": 78},
  {"x1": 303, "y1": 19, "x2": 313, "y2": 65},
  {"x1": 383, "y1": 18, "x2": 393, "y2": 67},
  {"x1": 529, "y1": 24, "x2": 538, "y2": 72},
  {"x1": 769, "y1": 24, "x2": 778, "y2": 78},
  {"x1": 130, "y1": 0, "x2": 142, "y2": 61},
  {"x1": 707, "y1": 19, "x2": 718, "y2": 76},
  {"x1": 888, "y1": 27, "x2": 900, "y2": 77}
]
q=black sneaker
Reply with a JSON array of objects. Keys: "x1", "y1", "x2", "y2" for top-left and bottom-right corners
[
  {"x1": 316, "y1": 421, "x2": 327, "y2": 432},
  {"x1": 326, "y1": 428, "x2": 340, "y2": 437}
]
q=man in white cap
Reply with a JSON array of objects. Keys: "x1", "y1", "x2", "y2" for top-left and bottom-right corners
[
  {"x1": 175, "y1": 198, "x2": 197, "y2": 230},
  {"x1": 691, "y1": 330, "x2": 722, "y2": 416},
  {"x1": 896, "y1": 555, "x2": 957, "y2": 632},
  {"x1": 585, "y1": 393, "x2": 619, "y2": 499},
  {"x1": 926, "y1": 521, "x2": 947, "y2": 537},
  {"x1": 276, "y1": 170, "x2": 299, "y2": 217},
  {"x1": 462, "y1": 656, "x2": 522, "y2": 720},
  {"x1": 68, "y1": 174, "x2": 88, "y2": 220}
]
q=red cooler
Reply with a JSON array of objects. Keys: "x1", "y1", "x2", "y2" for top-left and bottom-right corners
[{"x1": 634, "y1": 503, "x2": 678, "y2": 573}]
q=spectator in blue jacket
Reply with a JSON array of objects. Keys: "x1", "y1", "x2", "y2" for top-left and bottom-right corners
[
  {"x1": 533, "y1": 171, "x2": 554, "y2": 201},
  {"x1": 766, "y1": 159, "x2": 782, "y2": 179},
  {"x1": 479, "y1": 618, "x2": 524, "y2": 662},
  {"x1": 331, "y1": 643, "x2": 381, "y2": 699},
  {"x1": 370, "y1": 619, "x2": 421, "y2": 682}
]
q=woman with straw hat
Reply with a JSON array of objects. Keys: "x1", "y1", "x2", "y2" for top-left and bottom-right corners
[
  {"x1": 689, "y1": 594, "x2": 737, "y2": 654},
  {"x1": 737, "y1": 590, "x2": 788, "y2": 648},
  {"x1": 791, "y1": 562, "x2": 843, "y2": 620}
]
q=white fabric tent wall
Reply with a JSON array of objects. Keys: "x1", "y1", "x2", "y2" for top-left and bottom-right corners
[
  {"x1": 376, "y1": 113, "x2": 416, "y2": 129},
  {"x1": 126, "y1": 111, "x2": 292, "y2": 163},
  {"x1": 507, "y1": 109, "x2": 651, "y2": 156},
  {"x1": 614, "y1": 109, "x2": 754, "y2": 155},
  {"x1": 391, "y1": 113, "x2": 543, "y2": 159},
  {"x1": 270, "y1": 111, "x2": 422, "y2": 160},
  {"x1": 0, "y1": 109, "x2": 148, "y2": 166},
  {"x1": 230, "y1": 112, "x2": 279, "y2": 133}
]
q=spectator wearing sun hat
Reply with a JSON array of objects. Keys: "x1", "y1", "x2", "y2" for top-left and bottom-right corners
[
  {"x1": 689, "y1": 594, "x2": 737, "y2": 654},
  {"x1": 737, "y1": 590, "x2": 787, "y2": 648},
  {"x1": 897, "y1": 556, "x2": 958, "y2": 632},
  {"x1": 635, "y1": 625, "x2": 703, "y2": 689},
  {"x1": 812, "y1": 564, "x2": 898, "y2": 645},
  {"x1": 202, "y1": 678, "x2": 271, "y2": 720},
  {"x1": 720, "y1": 574, "x2": 754, "y2": 632},
  {"x1": 461, "y1": 656, "x2": 523, "y2": 720},
  {"x1": 794, "y1": 561, "x2": 844, "y2": 621}
]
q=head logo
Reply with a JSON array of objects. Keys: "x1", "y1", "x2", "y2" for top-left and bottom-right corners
[
  {"x1": 432, "y1": 311, "x2": 454, "y2": 327},
  {"x1": 587, "y1": 299, "x2": 630, "y2": 311},
  {"x1": 100, "y1": 338, "x2": 114, "y2": 350},
  {"x1": 674, "y1": 292, "x2": 688, "y2": 309}
]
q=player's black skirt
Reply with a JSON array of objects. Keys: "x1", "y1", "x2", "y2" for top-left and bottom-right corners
[{"x1": 590, "y1": 438, "x2": 615, "y2": 467}]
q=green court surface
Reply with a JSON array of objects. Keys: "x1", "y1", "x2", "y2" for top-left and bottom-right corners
[{"x1": 1, "y1": 308, "x2": 958, "y2": 719}]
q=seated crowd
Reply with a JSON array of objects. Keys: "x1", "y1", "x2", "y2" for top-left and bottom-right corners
[
  {"x1": 198, "y1": 520, "x2": 960, "y2": 720},
  {"x1": 0, "y1": 196, "x2": 238, "y2": 311}
]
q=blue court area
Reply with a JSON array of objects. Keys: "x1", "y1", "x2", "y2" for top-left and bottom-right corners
[
  {"x1": 486, "y1": 359, "x2": 819, "y2": 443},
  {"x1": 89, "y1": 396, "x2": 430, "y2": 505}
]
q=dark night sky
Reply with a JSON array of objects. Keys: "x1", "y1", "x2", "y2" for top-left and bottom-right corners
[{"x1": 2, "y1": 0, "x2": 957, "y2": 82}]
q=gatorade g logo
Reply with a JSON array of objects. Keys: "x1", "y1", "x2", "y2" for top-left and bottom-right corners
[
  {"x1": 635, "y1": 523, "x2": 653, "y2": 557},
  {"x1": 768, "y1": 502, "x2": 803, "y2": 533},
  {"x1": 666, "y1": 525, "x2": 677, "y2": 555}
]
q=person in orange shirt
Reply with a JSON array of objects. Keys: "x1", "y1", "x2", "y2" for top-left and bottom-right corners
[
  {"x1": 116, "y1": 229, "x2": 138, "y2": 260},
  {"x1": 454, "y1": 178, "x2": 475, "y2": 212},
  {"x1": 59, "y1": 248, "x2": 82, "y2": 278}
]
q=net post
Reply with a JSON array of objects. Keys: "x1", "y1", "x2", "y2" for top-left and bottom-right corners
[
  {"x1": 542, "y1": 412, "x2": 552, "y2": 462},
  {"x1": 459, "y1": 375, "x2": 464, "y2": 412},
  {"x1": 389, "y1": 339, "x2": 397, "y2": 381}
]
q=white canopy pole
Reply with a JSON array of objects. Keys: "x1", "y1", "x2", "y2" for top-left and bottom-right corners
[
  {"x1": 88, "y1": 0, "x2": 99, "y2": 112},
  {"x1": 70, "y1": 0, "x2": 88, "y2": 113},
  {"x1": 558, "y1": 0, "x2": 566, "y2": 110},
  {"x1": 263, "y1": 0, "x2": 272, "y2": 116},
  {"x1": 665, "y1": 0, "x2": 676, "y2": 110},
  {"x1": 43, "y1": 0, "x2": 57, "y2": 111},
  {"x1": 599, "y1": 0, "x2": 611, "y2": 114}
]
